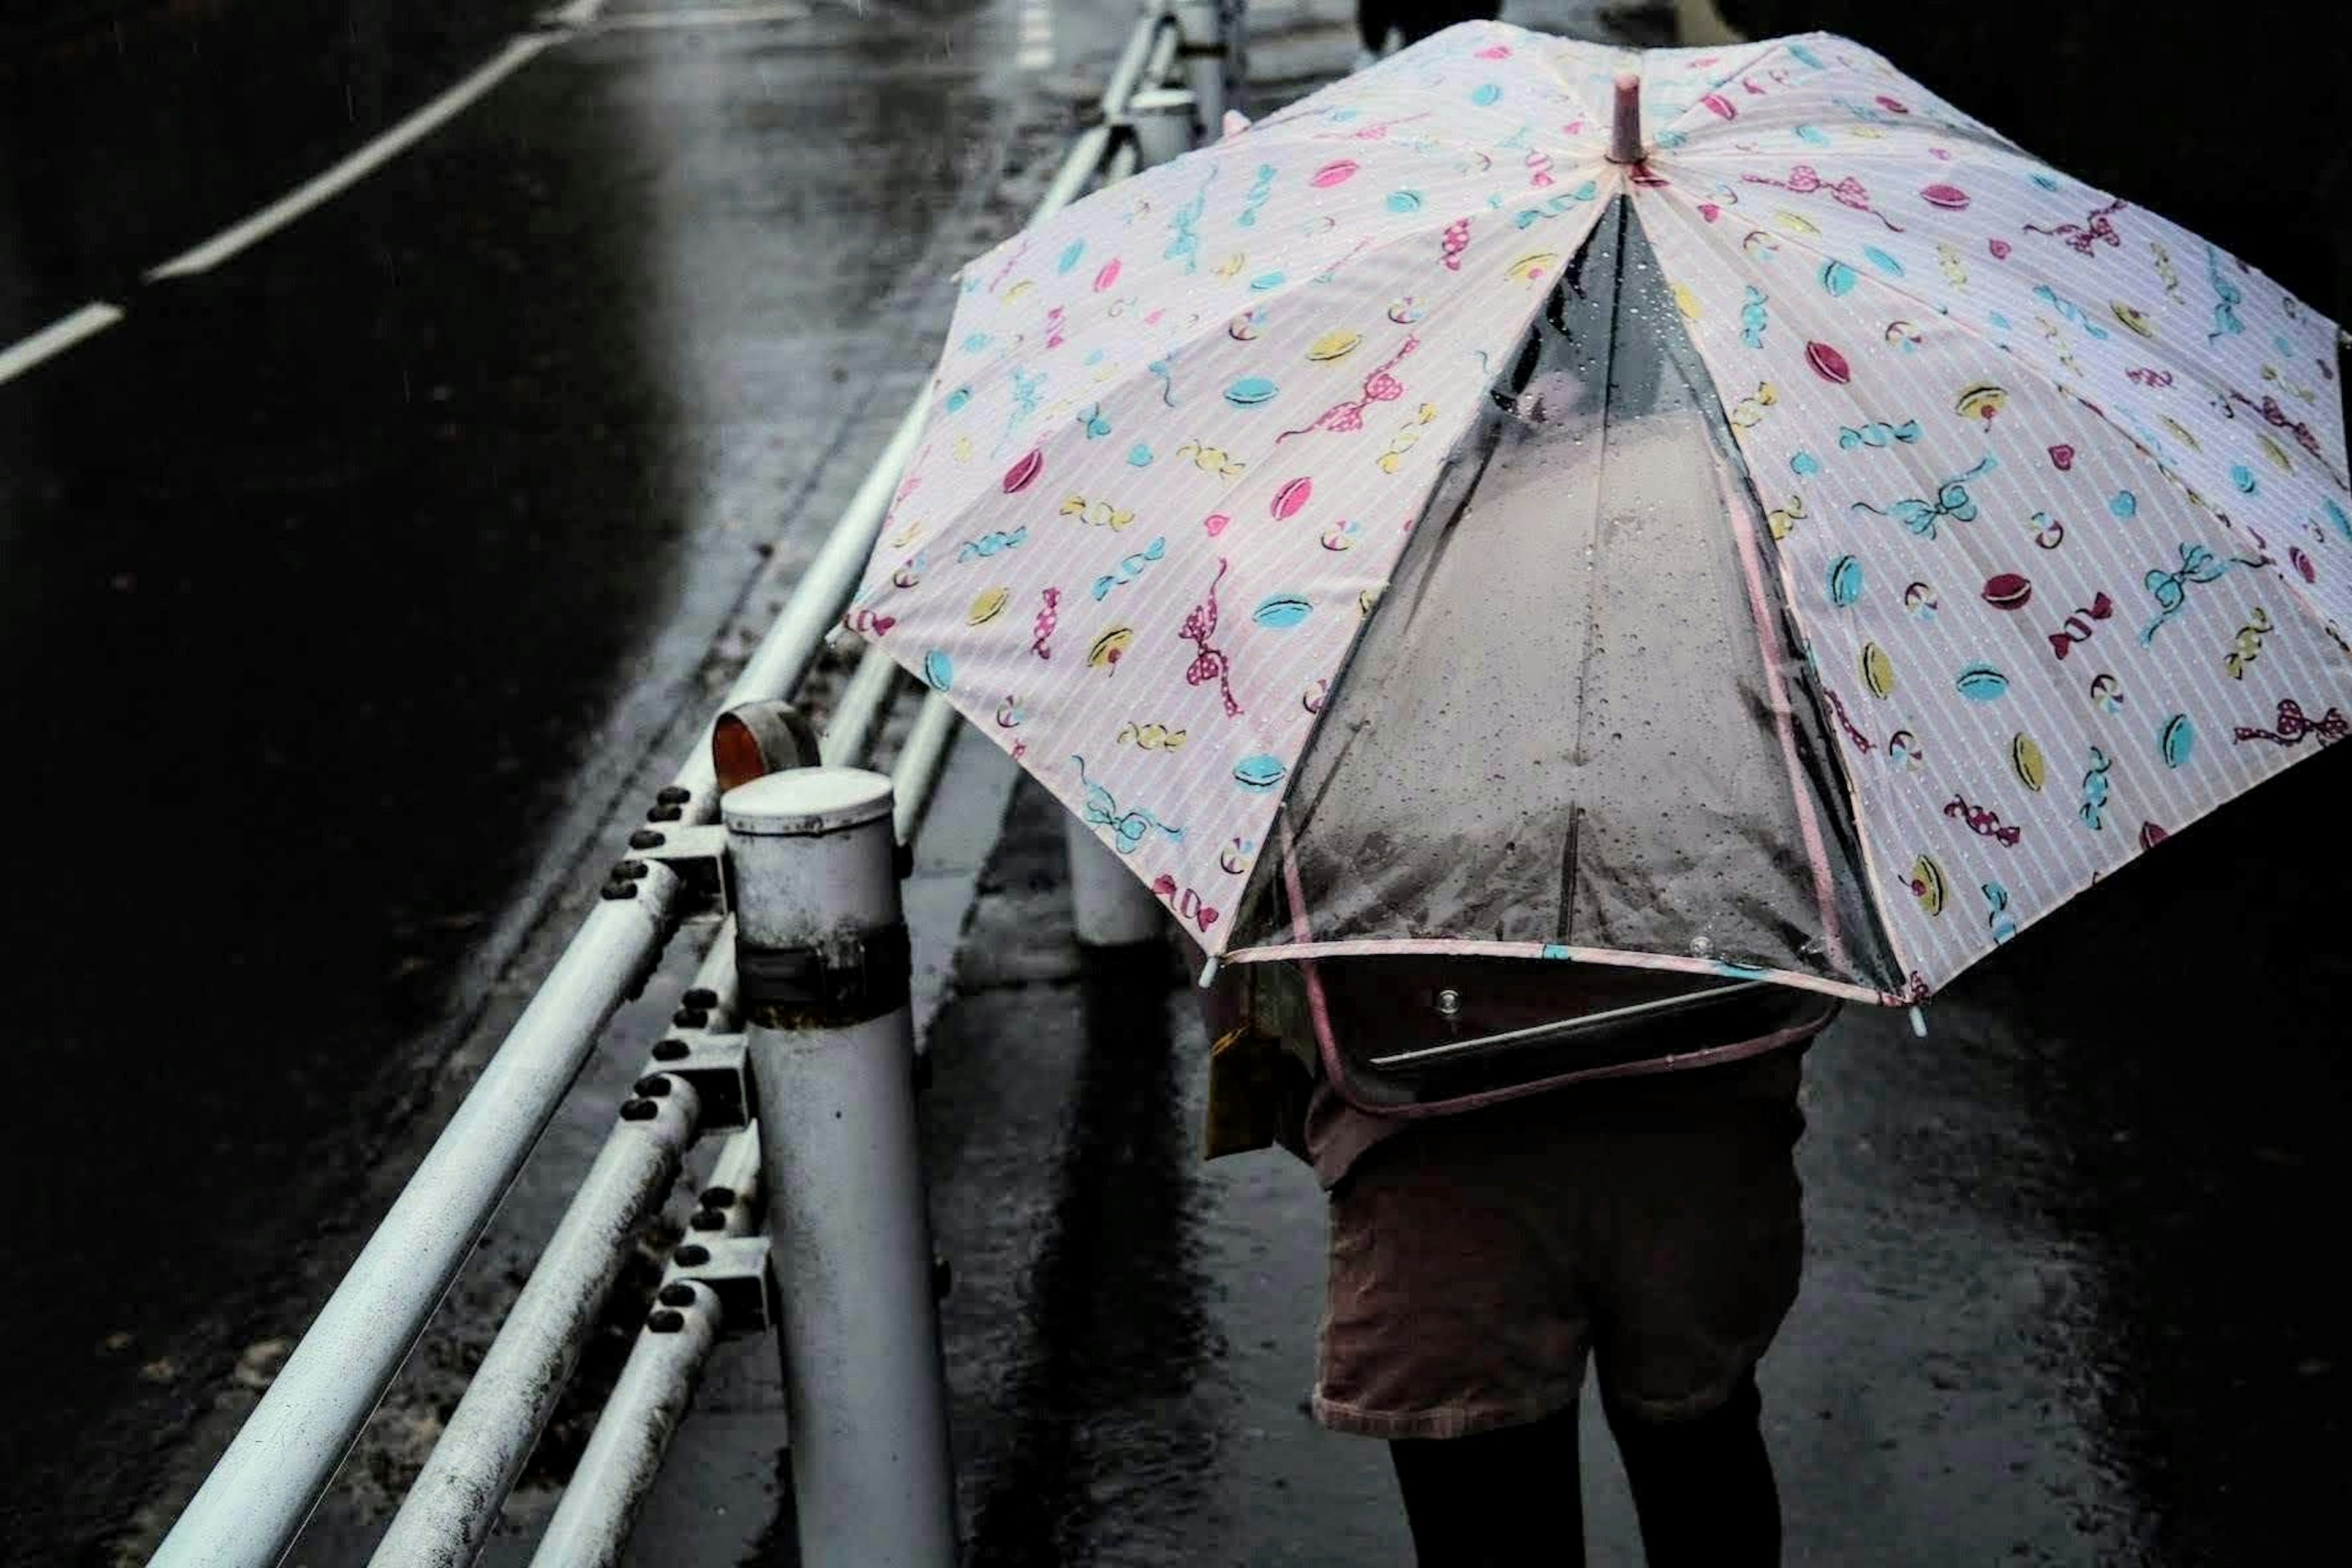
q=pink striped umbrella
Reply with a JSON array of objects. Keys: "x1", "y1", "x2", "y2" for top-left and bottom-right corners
[{"x1": 849, "y1": 20, "x2": 2348, "y2": 1008}]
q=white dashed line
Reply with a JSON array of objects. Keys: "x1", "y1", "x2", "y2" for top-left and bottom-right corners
[
  {"x1": 148, "y1": 34, "x2": 558, "y2": 279},
  {"x1": 1016, "y1": 0, "x2": 1052, "y2": 70},
  {"x1": 0, "y1": 303, "x2": 125, "y2": 389}
]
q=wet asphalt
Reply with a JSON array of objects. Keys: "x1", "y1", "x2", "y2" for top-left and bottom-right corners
[
  {"x1": 4, "y1": 0, "x2": 2348, "y2": 1564},
  {"x1": 0, "y1": 0, "x2": 1025, "y2": 1558}
]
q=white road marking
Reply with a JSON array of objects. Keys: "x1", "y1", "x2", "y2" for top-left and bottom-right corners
[
  {"x1": 598, "y1": 3, "x2": 815, "y2": 29},
  {"x1": 1017, "y1": 0, "x2": 1050, "y2": 69},
  {"x1": 0, "y1": 303, "x2": 125, "y2": 388},
  {"x1": 146, "y1": 33, "x2": 558, "y2": 280}
]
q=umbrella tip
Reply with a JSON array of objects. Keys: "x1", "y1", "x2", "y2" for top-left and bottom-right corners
[{"x1": 1607, "y1": 69, "x2": 1643, "y2": 165}]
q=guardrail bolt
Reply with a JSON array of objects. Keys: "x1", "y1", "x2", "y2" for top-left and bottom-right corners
[
  {"x1": 657, "y1": 786, "x2": 693, "y2": 806},
  {"x1": 600, "y1": 881, "x2": 640, "y2": 901},
  {"x1": 647, "y1": 804, "x2": 683, "y2": 823},
  {"x1": 651, "y1": 1038, "x2": 690, "y2": 1061},
  {"x1": 675, "y1": 1242, "x2": 712, "y2": 1267},
  {"x1": 629, "y1": 829, "x2": 666, "y2": 850},
  {"x1": 647, "y1": 1308, "x2": 686, "y2": 1334},
  {"x1": 619, "y1": 1098, "x2": 658, "y2": 1121},
  {"x1": 682, "y1": 987, "x2": 720, "y2": 1010},
  {"x1": 612, "y1": 859, "x2": 650, "y2": 882},
  {"x1": 673, "y1": 1005, "x2": 710, "y2": 1029},
  {"x1": 658, "y1": 1283, "x2": 697, "y2": 1309},
  {"x1": 699, "y1": 1185, "x2": 736, "y2": 1210},
  {"x1": 633, "y1": 1075, "x2": 673, "y2": 1099},
  {"x1": 689, "y1": 1209, "x2": 726, "y2": 1233}
]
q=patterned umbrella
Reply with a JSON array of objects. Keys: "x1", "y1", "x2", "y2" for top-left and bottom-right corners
[{"x1": 847, "y1": 21, "x2": 2348, "y2": 1006}]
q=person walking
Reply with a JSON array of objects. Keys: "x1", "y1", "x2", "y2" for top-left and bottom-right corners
[{"x1": 1201, "y1": 952, "x2": 1834, "y2": 1567}]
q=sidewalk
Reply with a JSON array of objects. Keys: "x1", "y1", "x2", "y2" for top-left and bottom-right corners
[{"x1": 621, "y1": 6, "x2": 2146, "y2": 1565}]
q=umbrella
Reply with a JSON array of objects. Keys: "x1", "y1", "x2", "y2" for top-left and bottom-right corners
[{"x1": 846, "y1": 20, "x2": 2348, "y2": 1008}]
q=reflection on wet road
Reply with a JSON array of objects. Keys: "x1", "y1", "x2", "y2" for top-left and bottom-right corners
[{"x1": 0, "y1": 1, "x2": 1005, "y2": 1558}]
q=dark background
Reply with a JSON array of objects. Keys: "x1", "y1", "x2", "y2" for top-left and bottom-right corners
[{"x1": 1716, "y1": 0, "x2": 2352, "y2": 324}]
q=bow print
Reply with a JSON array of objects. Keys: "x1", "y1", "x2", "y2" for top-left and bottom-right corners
[
  {"x1": 1164, "y1": 165, "x2": 1215, "y2": 274},
  {"x1": 2024, "y1": 197, "x2": 2127, "y2": 256},
  {"x1": 1276, "y1": 336, "x2": 1419, "y2": 443},
  {"x1": 2206, "y1": 244, "x2": 2244, "y2": 341},
  {"x1": 1072, "y1": 756, "x2": 1185, "y2": 854},
  {"x1": 1836, "y1": 419, "x2": 1922, "y2": 451},
  {"x1": 1180, "y1": 557, "x2": 1243, "y2": 717},
  {"x1": 1237, "y1": 164, "x2": 1275, "y2": 228},
  {"x1": 1741, "y1": 164, "x2": 1904, "y2": 230},
  {"x1": 1850, "y1": 455, "x2": 1999, "y2": 539},
  {"x1": 2232, "y1": 699, "x2": 2349, "y2": 747},
  {"x1": 2139, "y1": 542, "x2": 2266, "y2": 644}
]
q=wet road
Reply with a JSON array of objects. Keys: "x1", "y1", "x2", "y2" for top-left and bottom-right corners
[
  {"x1": 0, "y1": 1, "x2": 1029, "y2": 1559},
  {"x1": 9, "y1": 0, "x2": 2350, "y2": 1563}
]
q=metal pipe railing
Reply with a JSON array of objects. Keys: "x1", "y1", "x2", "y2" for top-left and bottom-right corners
[
  {"x1": 366, "y1": 1080, "x2": 705, "y2": 1566},
  {"x1": 524, "y1": 1128, "x2": 758, "y2": 1568},
  {"x1": 817, "y1": 643, "x2": 904, "y2": 768},
  {"x1": 150, "y1": 865, "x2": 687, "y2": 1568},
  {"x1": 1099, "y1": 4, "x2": 1180, "y2": 122},
  {"x1": 148, "y1": 4, "x2": 1207, "y2": 1561},
  {"x1": 525, "y1": 1281, "x2": 722, "y2": 1568},
  {"x1": 889, "y1": 693, "x2": 962, "y2": 848}
]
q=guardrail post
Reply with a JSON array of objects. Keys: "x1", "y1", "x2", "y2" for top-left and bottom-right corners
[
  {"x1": 1175, "y1": 0, "x2": 1241, "y2": 133},
  {"x1": 724, "y1": 768, "x2": 957, "y2": 1568},
  {"x1": 1063, "y1": 816, "x2": 1167, "y2": 947}
]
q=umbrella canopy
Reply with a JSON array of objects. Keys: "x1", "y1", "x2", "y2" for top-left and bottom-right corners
[{"x1": 848, "y1": 21, "x2": 2349, "y2": 1005}]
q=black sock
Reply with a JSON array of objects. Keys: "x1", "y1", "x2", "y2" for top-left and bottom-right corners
[
  {"x1": 1387, "y1": 1400, "x2": 1586, "y2": 1567},
  {"x1": 1602, "y1": 1371, "x2": 1782, "y2": 1568}
]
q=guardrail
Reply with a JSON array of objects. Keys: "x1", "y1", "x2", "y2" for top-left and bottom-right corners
[{"x1": 145, "y1": 4, "x2": 1239, "y2": 1565}]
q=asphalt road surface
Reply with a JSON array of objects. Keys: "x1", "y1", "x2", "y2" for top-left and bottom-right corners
[{"x1": 4, "y1": 2, "x2": 2346, "y2": 1564}]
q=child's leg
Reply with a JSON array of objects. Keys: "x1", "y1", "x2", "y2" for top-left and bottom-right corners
[
  {"x1": 1602, "y1": 1369, "x2": 1779, "y2": 1567},
  {"x1": 1388, "y1": 1398, "x2": 1586, "y2": 1568}
]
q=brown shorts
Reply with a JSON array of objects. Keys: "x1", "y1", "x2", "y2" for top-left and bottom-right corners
[{"x1": 1312, "y1": 1050, "x2": 1806, "y2": 1439}]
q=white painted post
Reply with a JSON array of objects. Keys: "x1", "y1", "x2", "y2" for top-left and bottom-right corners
[
  {"x1": 1063, "y1": 815, "x2": 1167, "y2": 947},
  {"x1": 1174, "y1": 0, "x2": 1231, "y2": 141},
  {"x1": 724, "y1": 769, "x2": 956, "y2": 1568}
]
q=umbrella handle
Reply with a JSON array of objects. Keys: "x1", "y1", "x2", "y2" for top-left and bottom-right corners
[{"x1": 1607, "y1": 70, "x2": 1642, "y2": 165}]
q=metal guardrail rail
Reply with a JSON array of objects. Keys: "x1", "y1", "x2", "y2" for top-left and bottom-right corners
[{"x1": 146, "y1": 4, "x2": 1237, "y2": 1566}]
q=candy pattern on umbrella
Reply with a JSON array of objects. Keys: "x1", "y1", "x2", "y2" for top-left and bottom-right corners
[
  {"x1": 1635, "y1": 36, "x2": 2350, "y2": 992},
  {"x1": 852, "y1": 23, "x2": 1621, "y2": 946},
  {"x1": 851, "y1": 21, "x2": 2350, "y2": 997}
]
